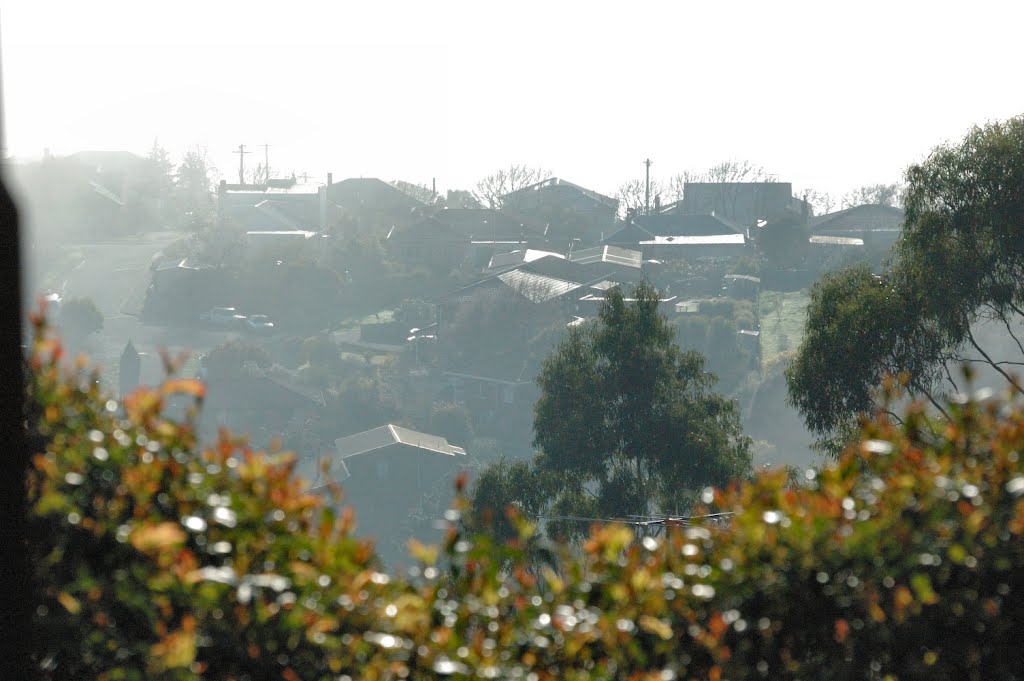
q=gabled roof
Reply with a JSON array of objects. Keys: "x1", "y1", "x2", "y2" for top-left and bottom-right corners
[
  {"x1": 809, "y1": 204, "x2": 905, "y2": 234},
  {"x1": 438, "y1": 255, "x2": 616, "y2": 305},
  {"x1": 603, "y1": 222, "x2": 656, "y2": 246},
  {"x1": 497, "y1": 269, "x2": 583, "y2": 303},
  {"x1": 488, "y1": 249, "x2": 565, "y2": 270},
  {"x1": 502, "y1": 177, "x2": 618, "y2": 210},
  {"x1": 334, "y1": 424, "x2": 466, "y2": 459},
  {"x1": 569, "y1": 245, "x2": 643, "y2": 269},
  {"x1": 634, "y1": 213, "x2": 744, "y2": 237}
]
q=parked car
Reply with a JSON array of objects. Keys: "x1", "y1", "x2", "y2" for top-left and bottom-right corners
[
  {"x1": 200, "y1": 307, "x2": 247, "y2": 327},
  {"x1": 244, "y1": 314, "x2": 275, "y2": 335}
]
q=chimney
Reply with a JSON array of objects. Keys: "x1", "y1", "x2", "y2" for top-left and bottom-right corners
[{"x1": 327, "y1": 172, "x2": 333, "y2": 186}]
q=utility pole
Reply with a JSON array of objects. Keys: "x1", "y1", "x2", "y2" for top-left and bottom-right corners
[
  {"x1": 233, "y1": 144, "x2": 250, "y2": 185},
  {"x1": 644, "y1": 158, "x2": 653, "y2": 215},
  {"x1": 263, "y1": 143, "x2": 270, "y2": 183}
]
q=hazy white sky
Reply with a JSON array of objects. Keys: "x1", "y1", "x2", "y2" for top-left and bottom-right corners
[{"x1": 3, "y1": 0, "x2": 1022, "y2": 199}]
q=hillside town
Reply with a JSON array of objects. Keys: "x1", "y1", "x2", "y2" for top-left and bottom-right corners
[{"x1": 8, "y1": 148, "x2": 906, "y2": 561}]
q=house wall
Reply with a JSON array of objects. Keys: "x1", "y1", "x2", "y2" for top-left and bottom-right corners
[{"x1": 338, "y1": 449, "x2": 464, "y2": 565}]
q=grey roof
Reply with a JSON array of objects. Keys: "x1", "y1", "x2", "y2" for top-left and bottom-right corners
[
  {"x1": 634, "y1": 213, "x2": 744, "y2": 237},
  {"x1": 809, "y1": 204, "x2": 905, "y2": 233},
  {"x1": 502, "y1": 177, "x2": 618, "y2": 209},
  {"x1": 569, "y1": 245, "x2": 643, "y2": 268},
  {"x1": 334, "y1": 424, "x2": 466, "y2": 460}
]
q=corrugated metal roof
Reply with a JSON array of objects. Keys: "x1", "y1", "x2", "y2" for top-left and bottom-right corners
[
  {"x1": 334, "y1": 424, "x2": 466, "y2": 460},
  {"x1": 809, "y1": 235, "x2": 864, "y2": 246},
  {"x1": 497, "y1": 269, "x2": 582, "y2": 303},
  {"x1": 569, "y1": 245, "x2": 643, "y2": 268},
  {"x1": 640, "y1": 233, "x2": 746, "y2": 246}
]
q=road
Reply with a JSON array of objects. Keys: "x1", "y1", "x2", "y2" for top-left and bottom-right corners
[{"x1": 51, "y1": 232, "x2": 242, "y2": 392}]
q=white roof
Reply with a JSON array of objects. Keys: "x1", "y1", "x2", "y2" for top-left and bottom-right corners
[
  {"x1": 334, "y1": 424, "x2": 466, "y2": 459},
  {"x1": 497, "y1": 270, "x2": 582, "y2": 303},
  {"x1": 809, "y1": 235, "x2": 865, "y2": 246},
  {"x1": 488, "y1": 249, "x2": 564, "y2": 269},
  {"x1": 640, "y1": 234, "x2": 746, "y2": 246},
  {"x1": 569, "y1": 245, "x2": 643, "y2": 268}
]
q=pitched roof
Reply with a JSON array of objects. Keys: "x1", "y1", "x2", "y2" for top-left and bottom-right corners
[
  {"x1": 334, "y1": 424, "x2": 466, "y2": 459},
  {"x1": 634, "y1": 213, "x2": 744, "y2": 237},
  {"x1": 488, "y1": 249, "x2": 565, "y2": 270},
  {"x1": 603, "y1": 222, "x2": 656, "y2": 246},
  {"x1": 438, "y1": 255, "x2": 616, "y2": 305},
  {"x1": 502, "y1": 177, "x2": 618, "y2": 209},
  {"x1": 497, "y1": 269, "x2": 584, "y2": 303},
  {"x1": 568, "y1": 245, "x2": 642, "y2": 268},
  {"x1": 809, "y1": 204, "x2": 905, "y2": 234}
]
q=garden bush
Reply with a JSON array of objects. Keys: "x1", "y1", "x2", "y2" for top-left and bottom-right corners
[{"x1": 25, "y1": 310, "x2": 1024, "y2": 679}]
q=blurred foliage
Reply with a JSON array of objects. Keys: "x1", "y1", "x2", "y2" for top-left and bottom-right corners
[
  {"x1": 58, "y1": 297, "x2": 104, "y2": 340},
  {"x1": 24, "y1": 309, "x2": 1024, "y2": 680}
]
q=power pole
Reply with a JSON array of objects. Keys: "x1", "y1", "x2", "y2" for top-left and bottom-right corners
[
  {"x1": 263, "y1": 143, "x2": 270, "y2": 183},
  {"x1": 233, "y1": 144, "x2": 251, "y2": 185},
  {"x1": 644, "y1": 158, "x2": 653, "y2": 215}
]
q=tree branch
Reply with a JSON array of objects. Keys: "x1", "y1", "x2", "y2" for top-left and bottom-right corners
[{"x1": 966, "y1": 327, "x2": 1024, "y2": 394}]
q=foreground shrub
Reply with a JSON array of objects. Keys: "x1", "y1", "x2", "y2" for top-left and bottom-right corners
[{"x1": 26, "y1": 312, "x2": 1024, "y2": 679}]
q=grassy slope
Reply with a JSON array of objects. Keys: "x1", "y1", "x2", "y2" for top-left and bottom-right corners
[{"x1": 757, "y1": 290, "x2": 810, "y2": 373}]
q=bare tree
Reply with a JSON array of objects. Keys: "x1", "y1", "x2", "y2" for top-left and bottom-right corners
[
  {"x1": 473, "y1": 164, "x2": 549, "y2": 209},
  {"x1": 666, "y1": 160, "x2": 774, "y2": 202},
  {"x1": 391, "y1": 180, "x2": 437, "y2": 205},
  {"x1": 246, "y1": 162, "x2": 274, "y2": 186},
  {"x1": 616, "y1": 178, "x2": 665, "y2": 219},
  {"x1": 840, "y1": 183, "x2": 904, "y2": 209},
  {"x1": 798, "y1": 188, "x2": 837, "y2": 216}
]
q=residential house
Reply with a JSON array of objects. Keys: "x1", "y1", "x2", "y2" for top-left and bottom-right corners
[
  {"x1": 325, "y1": 177, "x2": 428, "y2": 236},
  {"x1": 806, "y1": 234, "x2": 865, "y2": 270},
  {"x1": 200, "y1": 362, "x2": 325, "y2": 447},
  {"x1": 670, "y1": 182, "x2": 810, "y2": 228},
  {"x1": 218, "y1": 177, "x2": 325, "y2": 232},
  {"x1": 487, "y1": 249, "x2": 565, "y2": 271},
  {"x1": 604, "y1": 213, "x2": 748, "y2": 261},
  {"x1": 386, "y1": 208, "x2": 548, "y2": 270},
  {"x1": 501, "y1": 177, "x2": 619, "y2": 245},
  {"x1": 808, "y1": 204, "x2": 905, "y2": 249},
  {"x1": 567, "y1": 245, "x2": 643, "y2": 270},
  {"x1": 639, "y1": 233, "x2": 747, "y2": 261},
  {"x1": 312, "y1": 425, "x2": 468, "y2": 566}
]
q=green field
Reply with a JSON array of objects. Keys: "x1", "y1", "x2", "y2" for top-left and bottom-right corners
[{"x1": 758, "y1": 290, "x2": 810, "y2": 372}]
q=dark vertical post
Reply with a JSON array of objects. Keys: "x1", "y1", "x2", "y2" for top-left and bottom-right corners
[
  {"x1": 233, "y1": 143, "x2": 250, "y2": 185},
  {"x1": 0, "y1": 74, "x2": 32, "y2": 678},
  {"x1": 644, "y1": 158, "x2": 652, "y2": 215}
]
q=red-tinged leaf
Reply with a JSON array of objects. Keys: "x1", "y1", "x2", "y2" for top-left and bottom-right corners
[
  {"x1": 130, "y1": 522, "x2": 186, "y2": 552},
  {"x1": 834, "y1": 618, "x2": 850, "y2": 643},
  {"x1": 162, "y1": 378, "x2": 206, "y2": 399}
]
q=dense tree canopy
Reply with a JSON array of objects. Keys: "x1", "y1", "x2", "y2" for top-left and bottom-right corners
[
  {"x1": 531, "y1": 282, "x2": 752, "y2": 519},
  {"x1": 788, "y1": 116, "x2": 1024, "y2": 449}
]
